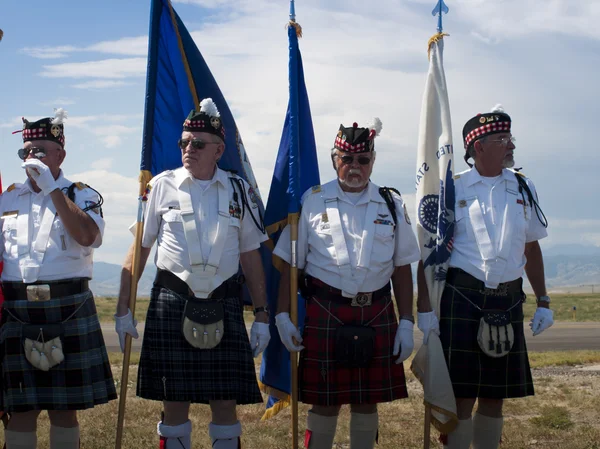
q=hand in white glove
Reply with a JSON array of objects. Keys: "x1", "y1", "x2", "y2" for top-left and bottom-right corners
[
  {"x1": 530, "y1": 307, "x2": 554, "y2": 336},
  {"x1": 250, "y1": 321, "x2": 271, "y2": 358},
  {"x1": 393, "y1": 319, "x2": 415, "y2": 364},
  {"x1": 22, "y1": 159, "x2": 59, "y2": 195},
  {"x1": 114, "y1": 309, "x2": 139, "y2": 353},
  {"x1": 417, "y1": 311, "x2": 440, "y2": 345},
  {"x1": 275, "y1": 312, "x2": 304, "y2": 352}
]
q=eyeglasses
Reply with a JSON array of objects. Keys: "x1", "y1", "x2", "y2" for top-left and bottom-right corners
[
  {"x1": 178, "y1": 138, "x2": 217, "y2": 150},
  {"x1": 18, "y1": 147, "x2": 48, "y2": 161},
  {"x1": 337, "y1": 154, "x2": 373, "y2": 166},
  {"x1": 489, "y1": 136, "x2": 516, "y2": 146}
]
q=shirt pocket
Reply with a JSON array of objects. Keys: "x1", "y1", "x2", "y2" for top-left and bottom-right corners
[
  {"x1": 1, "y1": 216, "x2": 18, "y2": 257},
  {"x1": 374, "y1": 223, "x2": 395, "y2": 261},
  {"x1": 454, "y1": 203, "x2": 473, "y2": 240},
  {"x1": 50, "y1": 220, "x2": 68, "y2": 251}
]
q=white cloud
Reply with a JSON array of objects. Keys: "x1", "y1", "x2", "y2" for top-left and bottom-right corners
[
  {"x1": 21, "y1": 37, "x2": 148, "y2": 59},
  {"x1": 40, "y1": 98, "x2": 77, "y2": 107},
  {"x1": 40, "y1": 58, "x2": 146, "y2": 79},
  {"x1": 20, "y1": 45, "x2": 78, "y2": 59},
  {"x1": 72, "y1": 80, "x2": 131, "y2": 89},
  {"x1": 103, "y1": 135, "x2": 122, "y2": 148},
  {"x1": 91, "y1": 158, "x2": 114, "y2": 170}
]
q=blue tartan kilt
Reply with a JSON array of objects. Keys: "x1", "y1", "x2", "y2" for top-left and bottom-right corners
[
  {"x1": 0, "y1": 290, "x2": 117, "y2": 412},
  {"x1": 439, "y1": 276, "x2": 534, "y2": 399},
  {"x1": 137, "y1": 286, "x2": 262, "y2": 405}
]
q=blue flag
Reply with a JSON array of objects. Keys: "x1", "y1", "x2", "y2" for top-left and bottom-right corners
[
  {"x1": 139, "y1": 0, "x2": 265, "y2": 306},
  {"x1": 258, "y1": 22, "x2": 320, "y2": 419},
  {"x1": 141, "y1": 0, "x2": 261, "y2": 192}
]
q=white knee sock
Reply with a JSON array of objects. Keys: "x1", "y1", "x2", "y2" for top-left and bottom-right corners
[
  {"x1": 157, "y1": 420, "x2": 192, "y2": 449},
  {"x1": 350, "y1": 412, "x2": 378, "y2": 449},
  {"x1": 50, "y1": 425, "x2": 79, "y2": 449},
  {"x1": 209, "y1": 421, "x2": 241, "y2": 449},
  {"x1": 444, "y1": 418, "x2": 473, "y2": 449},
  {"x1": 4, "y1": 430, "x2": 37, "y2": 449},
  {"x1": 472, "y1": 413, "x2": 503, "y2": 449},
  {"x1": 305, "y1": 412, "x2": 338, "y2": 449}
]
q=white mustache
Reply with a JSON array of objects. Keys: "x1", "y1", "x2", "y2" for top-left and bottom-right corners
[{"x1": 348, "y1": 169, "x2": 362, "y2": 175}]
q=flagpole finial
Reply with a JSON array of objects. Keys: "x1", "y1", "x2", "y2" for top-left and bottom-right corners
[
  {"x1": 431, "y1": 0, "x2": 449, "y2": 33},
  {"x1": 289, "y1": 0, "x2": 296, "y2": 22}
]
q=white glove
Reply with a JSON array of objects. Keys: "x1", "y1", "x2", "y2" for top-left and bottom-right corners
[
  {"x1": 250, "y1": 321, "x2": 271, "y2": 358},
  {"x1": 275, "y1": 312, "x2": 304, "y2": 352},
  {"x1": 114, "y1": 309, "x2": 139, "y2": 353},
  {"x1": 22, "y1": 159, "x2": 59, "y2": 195},
  {"x1": 393, "y1": 319, "x2": 414, "y2": 364},
  {"x1": 417, "y1": 311, "x2": 440, "y2": 345},
  {"x1": 530, "y1": 307, "x2": 554, "y2": 336}
]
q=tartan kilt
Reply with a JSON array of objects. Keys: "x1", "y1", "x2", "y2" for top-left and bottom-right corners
[
  {"x1": 298, "y1": 292, "x2": 408, "y2": 406},
  {"x1": 137, "y1": 286, "x2": 262, "y2": 404},
  {"x1": 439, "y1": 278, "x2": 534, "y2": 399},
  {"x1": 0, "y1": 290, "x2": 117, "y2": 412}
]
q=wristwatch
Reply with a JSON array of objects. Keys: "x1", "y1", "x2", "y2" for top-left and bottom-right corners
[
  {"x1": 253, "y1": 305, "x2": 269, "y2": 316},
  {"x1": 537, "y1": 295, "x2": 551, "y2": 304}
]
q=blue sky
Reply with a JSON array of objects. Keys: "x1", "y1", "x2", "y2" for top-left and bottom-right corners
[{"x1": 1, "y1": 0, "x2": 599, "y2": 264}]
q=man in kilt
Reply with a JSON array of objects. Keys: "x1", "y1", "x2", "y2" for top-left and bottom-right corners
[
  {"x1": 115, "y1": 98, "x2": 271, "y2": 449},
  {"x1": 0, "y1": 109, "x2": 116, "y2": 448},
  {"x1": 419, "y1": 105, "x2": 554, "y2": 449},
  {"x1": 273, "y1": 119, "x2": 422, "y2": 449}
]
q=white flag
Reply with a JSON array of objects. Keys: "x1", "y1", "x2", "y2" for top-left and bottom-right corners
[{"x1": 411, "y1": 35, "x2": 458, "y2": 434}]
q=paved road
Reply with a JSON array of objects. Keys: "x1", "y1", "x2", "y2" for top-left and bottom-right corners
[{"x1": 101, "y1": 321, "x2": 600, "y2": 354}]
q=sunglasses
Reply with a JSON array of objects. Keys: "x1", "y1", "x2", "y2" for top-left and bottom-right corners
[
  {"x1": 178, "y1": 138, "x2": 217, "y2": 150},
  {"x1": 18, "y1": 147, "x2": 48, "y2": 161},
  {"x1": 337, "y1": 154, "x2": 373, "y2": 166}
]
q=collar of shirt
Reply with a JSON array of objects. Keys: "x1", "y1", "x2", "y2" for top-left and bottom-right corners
[
  {"x1": 464, "y1": 167, "x2": 518, "y2": 188},
  {"x1": 173, "y1": 166, "x2": 228, "y2": 189},
  {"x1": 322, "y1": 181, "x2": 386, "y2": 206}
]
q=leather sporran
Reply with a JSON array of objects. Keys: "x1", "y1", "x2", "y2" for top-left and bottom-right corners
[
  {"x1": 477, "y1": 311, "x2": 514, "y2": 358},
  {"x1": 182, "y1": 300, "x2": 225, "y2": 349},
  {"x1": 22, "y1": 324, "x2": 65, "y2": 371},
  {"x1": 334, "y1": 325, "x2": 376, "y2": 368}
]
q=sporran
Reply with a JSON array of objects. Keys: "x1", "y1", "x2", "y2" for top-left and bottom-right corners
[{"x1": 182, "y1": 299, "x2": 225, "y2": 349}]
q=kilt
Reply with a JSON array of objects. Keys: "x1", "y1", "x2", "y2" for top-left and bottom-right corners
[
  {"x1": 439, "y1": 272, "x2": 534, "y2": 399},
  {"x1": 137, "y1": 286, "x2": 262, "y2": 404},
  {"x1": 0, "y1": 290, "x2": 117, "y2": 412},
  {"x1": 298, "y1": 289, "x2": 408, "y2": 406}
]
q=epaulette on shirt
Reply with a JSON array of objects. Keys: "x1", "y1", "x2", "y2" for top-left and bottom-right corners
[
  {"x1": 6, "y1": 183, "x2": 18, "y2": 193},
  {"x1": 311, "y1": 185, "x2": 321, "y2": 194},
  {"x1": 74, "y1": 182, "x2": 86, "y2": 190}
]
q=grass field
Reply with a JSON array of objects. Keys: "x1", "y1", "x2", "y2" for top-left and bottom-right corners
[
  {"x1": 1, "y1": 351, "x2": 599, "y2": 448},
  {"x1": 95, "y1": 293, "x2": 600, "y2": 323}
]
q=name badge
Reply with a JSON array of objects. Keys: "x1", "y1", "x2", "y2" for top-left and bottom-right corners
[{"x1": 1, "y1": 210, "x2": 18, "y2": 219}]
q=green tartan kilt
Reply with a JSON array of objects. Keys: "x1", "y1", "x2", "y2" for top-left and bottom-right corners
[
  {"x1": 439, "y1": 274, "x2": 534, "y2": 399},
  {"x1": 0, "y1": 290, "x2": 117, "y2": 412}
]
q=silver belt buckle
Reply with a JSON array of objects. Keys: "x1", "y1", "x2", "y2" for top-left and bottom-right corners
[
  {"x1": 26, "y1": 285, "x2": 51, "y2": 302},
  {"x1": 351, "y1": 292, "x2": 372, "y2": 307}
]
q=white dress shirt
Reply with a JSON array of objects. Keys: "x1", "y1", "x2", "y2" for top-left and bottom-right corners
[
  {"x1": 449, "y1": 167, "x2": 548, "y2": 284},
  {"x1": 274, "y1": 180, "x2": 421, "y2": 293},
  {"x1": 0, "y1": 171, "x2": 104, "y2": 281},
  {"x1": 141, "y1": 167, "x2": 267, "y2": 288}
]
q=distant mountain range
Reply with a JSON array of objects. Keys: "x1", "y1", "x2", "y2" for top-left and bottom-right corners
[{"x1": 90, "y1": 244, "x2": 600, "y2": 296}]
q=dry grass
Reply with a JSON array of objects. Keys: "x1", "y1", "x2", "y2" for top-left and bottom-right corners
[{"x1": 1, "y1": 351, "x2": 599, "y2": 448}]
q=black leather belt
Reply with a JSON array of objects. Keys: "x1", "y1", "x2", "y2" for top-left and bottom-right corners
[
  {"x1": 154, "y1": 269, "x2": 245, "y2": 300},
  {"x1": 446, "y1": 268, "x2": 522, "y2": 294},
  {"x1": 304, "y1": 275, "x2": 391, "y2": 305},
  {"x1": 1, "y1": 278, "x2": 89, "y2": 301}
]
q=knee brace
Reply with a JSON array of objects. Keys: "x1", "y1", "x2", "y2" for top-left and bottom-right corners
[
  {"x1": 4, "y1": 430, "x2": 37, "y2": 449},
  {"x1": 350, "y1": 412, "x2": 378, "y2": 449},
  {"x1": 305, "y1": 412, "x2": 338, "y2": 449},
  {"x1": 50, "y1": 425, "x2": 80, "y2": 449},
  {"x1": 209, "y1": 421, "x2": 242, "y2": 449},
  {"x1": 472, "y1": 413, "x2": 503, "y2": 449},
  {"x1": 444, "y1": 418, "x2": 473, "y2": 449},
  {"x1": 157, "y1": 420, "x2": 192, "y2": 449}
]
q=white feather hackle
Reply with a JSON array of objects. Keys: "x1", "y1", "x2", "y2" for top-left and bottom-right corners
[
  {"x1": 199, "y1": 98, "x2": 220, "y2": 117},
  {"x1": 366, "y1": 117, "x2": 383, "y2": 136},
  {"x1": 491, "y1": 104, "x2": 505, "y2": 113},
  {"x1": 50, "y1": 108, "x2": 68, "y2": 125}
]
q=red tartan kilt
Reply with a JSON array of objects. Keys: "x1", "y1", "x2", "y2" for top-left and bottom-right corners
[{"x1": 298, "y1": 292, "x2": 408, "y2": 406}]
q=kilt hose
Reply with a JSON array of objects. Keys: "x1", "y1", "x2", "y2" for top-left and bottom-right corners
[
  {"x1": 137, "y1": 286, "x2": 262, "y2": 404},
  {"x1": 0, "y1": 290, "x2": 117, "y2": 412},
  {"x1": 439, "y1": 270, "x2": 534, "y2": 399},
  {"x1": 298, "y1": 290, "x2": 408, "y2": 406}
]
